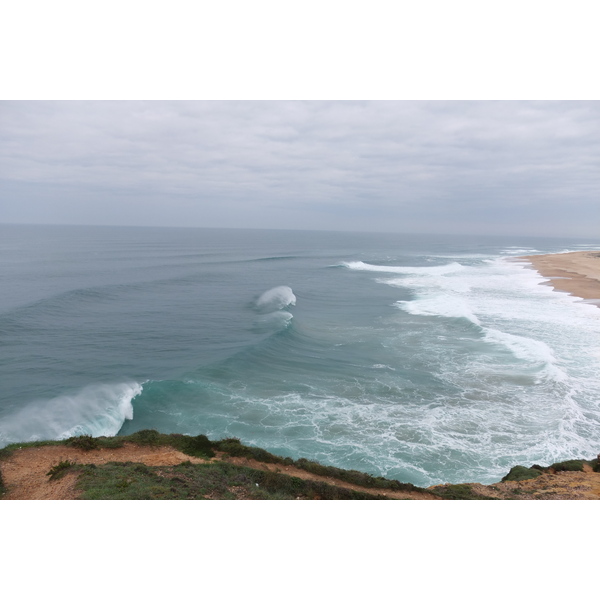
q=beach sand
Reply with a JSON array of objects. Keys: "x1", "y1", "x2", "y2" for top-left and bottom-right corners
[{"x1": 518, "y1": 251, "x2": 600, "y2": 305}]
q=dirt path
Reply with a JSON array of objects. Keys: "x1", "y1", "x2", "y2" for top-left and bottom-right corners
[
  {"x1": 0, "y1": 444, "x2": 208, "y2": 500},
  {"x1": 219, "y1": 454, "x2": 439, "y2": 500},
  {"x1": 0, "y1": 444, "x2": 439, "y2": 500}
]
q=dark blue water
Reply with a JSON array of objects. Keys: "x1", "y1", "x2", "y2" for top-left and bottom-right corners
[{"x1": 2, "y1": 224, "x2": 599, "y2": 486}]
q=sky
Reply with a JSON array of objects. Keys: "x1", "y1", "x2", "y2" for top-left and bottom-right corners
[{"x1": 1, "y1": 100, "x2": 599, "y2": 237}]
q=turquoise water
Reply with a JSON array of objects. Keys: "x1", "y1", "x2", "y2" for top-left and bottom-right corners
[{"x1": 1, "y1": 224, "x2": 599, "y2": 486}]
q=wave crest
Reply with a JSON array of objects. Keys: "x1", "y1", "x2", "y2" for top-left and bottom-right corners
[
  {"x1": 254, "y1": 286, "x2": 296, "y2": 313},
  {"x1": 0, "y1": 382, "x2": 142, "y2": 447},
  {"x1": 342, "y1": 261, "x2": 464, "y2": 275}
]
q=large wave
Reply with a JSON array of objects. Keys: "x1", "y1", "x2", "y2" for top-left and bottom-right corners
[
  {"x1": 0, "y1": 382, "x2": 142, "y2": 447},
  {"x1": 251, "y1": 286, "x2": 296, "y2": 332},
  {"x1": 254, "y1": 286, "x2": 296, "y2": 313}
]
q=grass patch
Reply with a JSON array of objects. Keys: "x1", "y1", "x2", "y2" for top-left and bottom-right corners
[
  {"x1": 74, "y1": 461, "x2": 391, "y2": 500},
  {"x1": 292, "y1": 457, "x2": 424, "y2": 493},
  {"x1": 431, "y1": 484, "x2": 495, "y2": 500},
  {"x1": 47, "y1": 459, "x2": 77, "y2": 481},
  {"x1": 65, "y1": 435, "x2": 100, "y2": 451},
  {"x1": 168, "y1": 434, "x2": 215, "y2": 459},
  {"x1": 213, "y1": 437, "x2": 286, "y2": 464},
  {"x1": 123, "y1": 430, "x2": 215, "y2": 458},
  {"x1": 549, "y1": 460, "x2": 586, "y2": 472},
  {"x1": 63, "y1": 435, "x2": 125, "y2": 451},
  {"x1": 501, "y1": 465, "x2": 544, "y2": 482}
]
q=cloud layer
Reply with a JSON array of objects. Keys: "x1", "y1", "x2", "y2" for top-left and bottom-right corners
[{"x1": 1, "y1": 101, "x2": 599, "y2": 236}]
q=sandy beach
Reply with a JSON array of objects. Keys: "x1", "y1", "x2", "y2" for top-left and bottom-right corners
[{"x1": 518, "y1": 251, "x2": 600, "y2": 304}]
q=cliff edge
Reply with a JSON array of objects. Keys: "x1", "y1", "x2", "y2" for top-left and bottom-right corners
[{"x1": 1, "y1": 432, "x2": 599, "y2": 500}]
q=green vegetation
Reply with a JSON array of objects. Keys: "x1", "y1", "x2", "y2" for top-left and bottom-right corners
[
  {"x1": 213, "y1": 437, "x2": 284, "y2": 464},
  {"x1": 123, "y1": 430, "x2": 216, "y2": 458},
  {"x1": 549, "y1": 459, "x2": 586, "y2": 472},
  {"x1": 47, "y1": 459, "x2": 77, "y2": 481},
  {"x1": 501, "y1": 465, "x2": 544, "y2": 482},
  {"x1": 292, "y1": 457, "x2": 423, "y2": 493},
  {"x1": 73, "y1": 461, "x2": 390, "y2": 500},
  {"x1": 430, "y1": 484, "x2": 496, "y2": 500},
  {"x1": 168, "y1": 434, "x2": 216, "y2": 459},
  {"x1": 65, "y1": 435, "x2": 100, "y2": 451}
]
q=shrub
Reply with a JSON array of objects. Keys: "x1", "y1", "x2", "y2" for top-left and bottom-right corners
[
  {"x1": 431, "y1": 484, "x2": 494, "y2": 500},
  {"x1": 129, "y1": 429, "x2": 162, "y2": 445},
  {"x1": 213, "y1": 438, "x2": 285, "y2": 464},
  {"x1": 65, "y1": 435, "x2": 99, "y2": 451},
  {"x1": 293, "y1": 457, "x2": 423, "y2": 493},
  {"x1": 47, "y1": 459, "x2": 77, "y2": 481},
  {"x1": 529, "y1": 464, "x2": 547, "y2": 472},
  {"x1": 549, "y1": 460, "x2": 585, "y2": 472},
  {"x1": 502, "y1": 465, "x2": 544, "y2": 482},
  {"x1": 0, "y1": 447, "x2": 13, "y2": 461},
  {"x1": 170, "y1": 434, "x2": 215, "y2": 459}
]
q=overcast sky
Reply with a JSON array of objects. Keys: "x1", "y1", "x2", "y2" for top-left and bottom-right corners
[{"x1": 1, "y1": 100, "x2": 599, "y2": 237}]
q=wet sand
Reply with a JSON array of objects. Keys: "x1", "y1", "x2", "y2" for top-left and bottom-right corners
[{"x1": 518, "y1": 251, "x2": 600, "y2": 305}]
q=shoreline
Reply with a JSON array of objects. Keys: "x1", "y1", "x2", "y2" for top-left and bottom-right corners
[{"x1": 517, "y1": 250, "x2": 600, "y2": 305}]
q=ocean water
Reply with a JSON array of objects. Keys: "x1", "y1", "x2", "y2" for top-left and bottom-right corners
[{"x1": 1, "y1": 224, "x2": 599, "y2": 487}]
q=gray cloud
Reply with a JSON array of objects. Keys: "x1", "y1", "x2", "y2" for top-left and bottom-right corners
[{"x1": 1, "y1": 101, "x2": 599, "y2": 236}]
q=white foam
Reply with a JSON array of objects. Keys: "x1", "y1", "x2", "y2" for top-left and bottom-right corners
[
  {"x1": 397, "y1": 296, "x2": 482, "y2": 326},
  {"x1": 500, "y1": 247, "x2": 540, "y2": 255},
  {"x1": 255, "y1": 286, "x2": 296, "y2": 313},
  {"x1": 482, "y1": 328, "x2": 568, "y2": 383},
  {"x1": 343, "y1": 260, "x2": 465, "y2": 276},
  {"x1": 0, "y1": 382, "x2": 142, "y2": 447}
]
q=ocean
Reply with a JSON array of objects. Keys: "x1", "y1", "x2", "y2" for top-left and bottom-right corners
[{"x1": 1, "y1": 223, "x2": 599, "y2": 487}]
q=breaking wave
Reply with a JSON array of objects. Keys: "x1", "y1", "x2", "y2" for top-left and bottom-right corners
[
  {"x1": 251, "y1": 286, "x2": 296, "y2": 332},
  {"x1": 0, "y1": 382, "x2": 142, "y2": 447},
  {"x1": 254, "y1": 286, "x2": 296, "y2": 313},
  {"x1": 342, "y1": 260, "x2": 465, "y2": 276}
]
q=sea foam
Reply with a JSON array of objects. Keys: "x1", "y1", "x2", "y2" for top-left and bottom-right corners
[{"x1": 343, "y1": 260, "x2": 464, "y2": 276}]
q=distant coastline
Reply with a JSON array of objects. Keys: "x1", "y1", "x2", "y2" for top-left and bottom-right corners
[{"x1": 517, "y1": 251, "x2": 600, "y2": 306}]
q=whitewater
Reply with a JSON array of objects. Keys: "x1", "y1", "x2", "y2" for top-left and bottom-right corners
[{"x1": 1, "y1": 224, "x2": 599, "y2": 487}]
